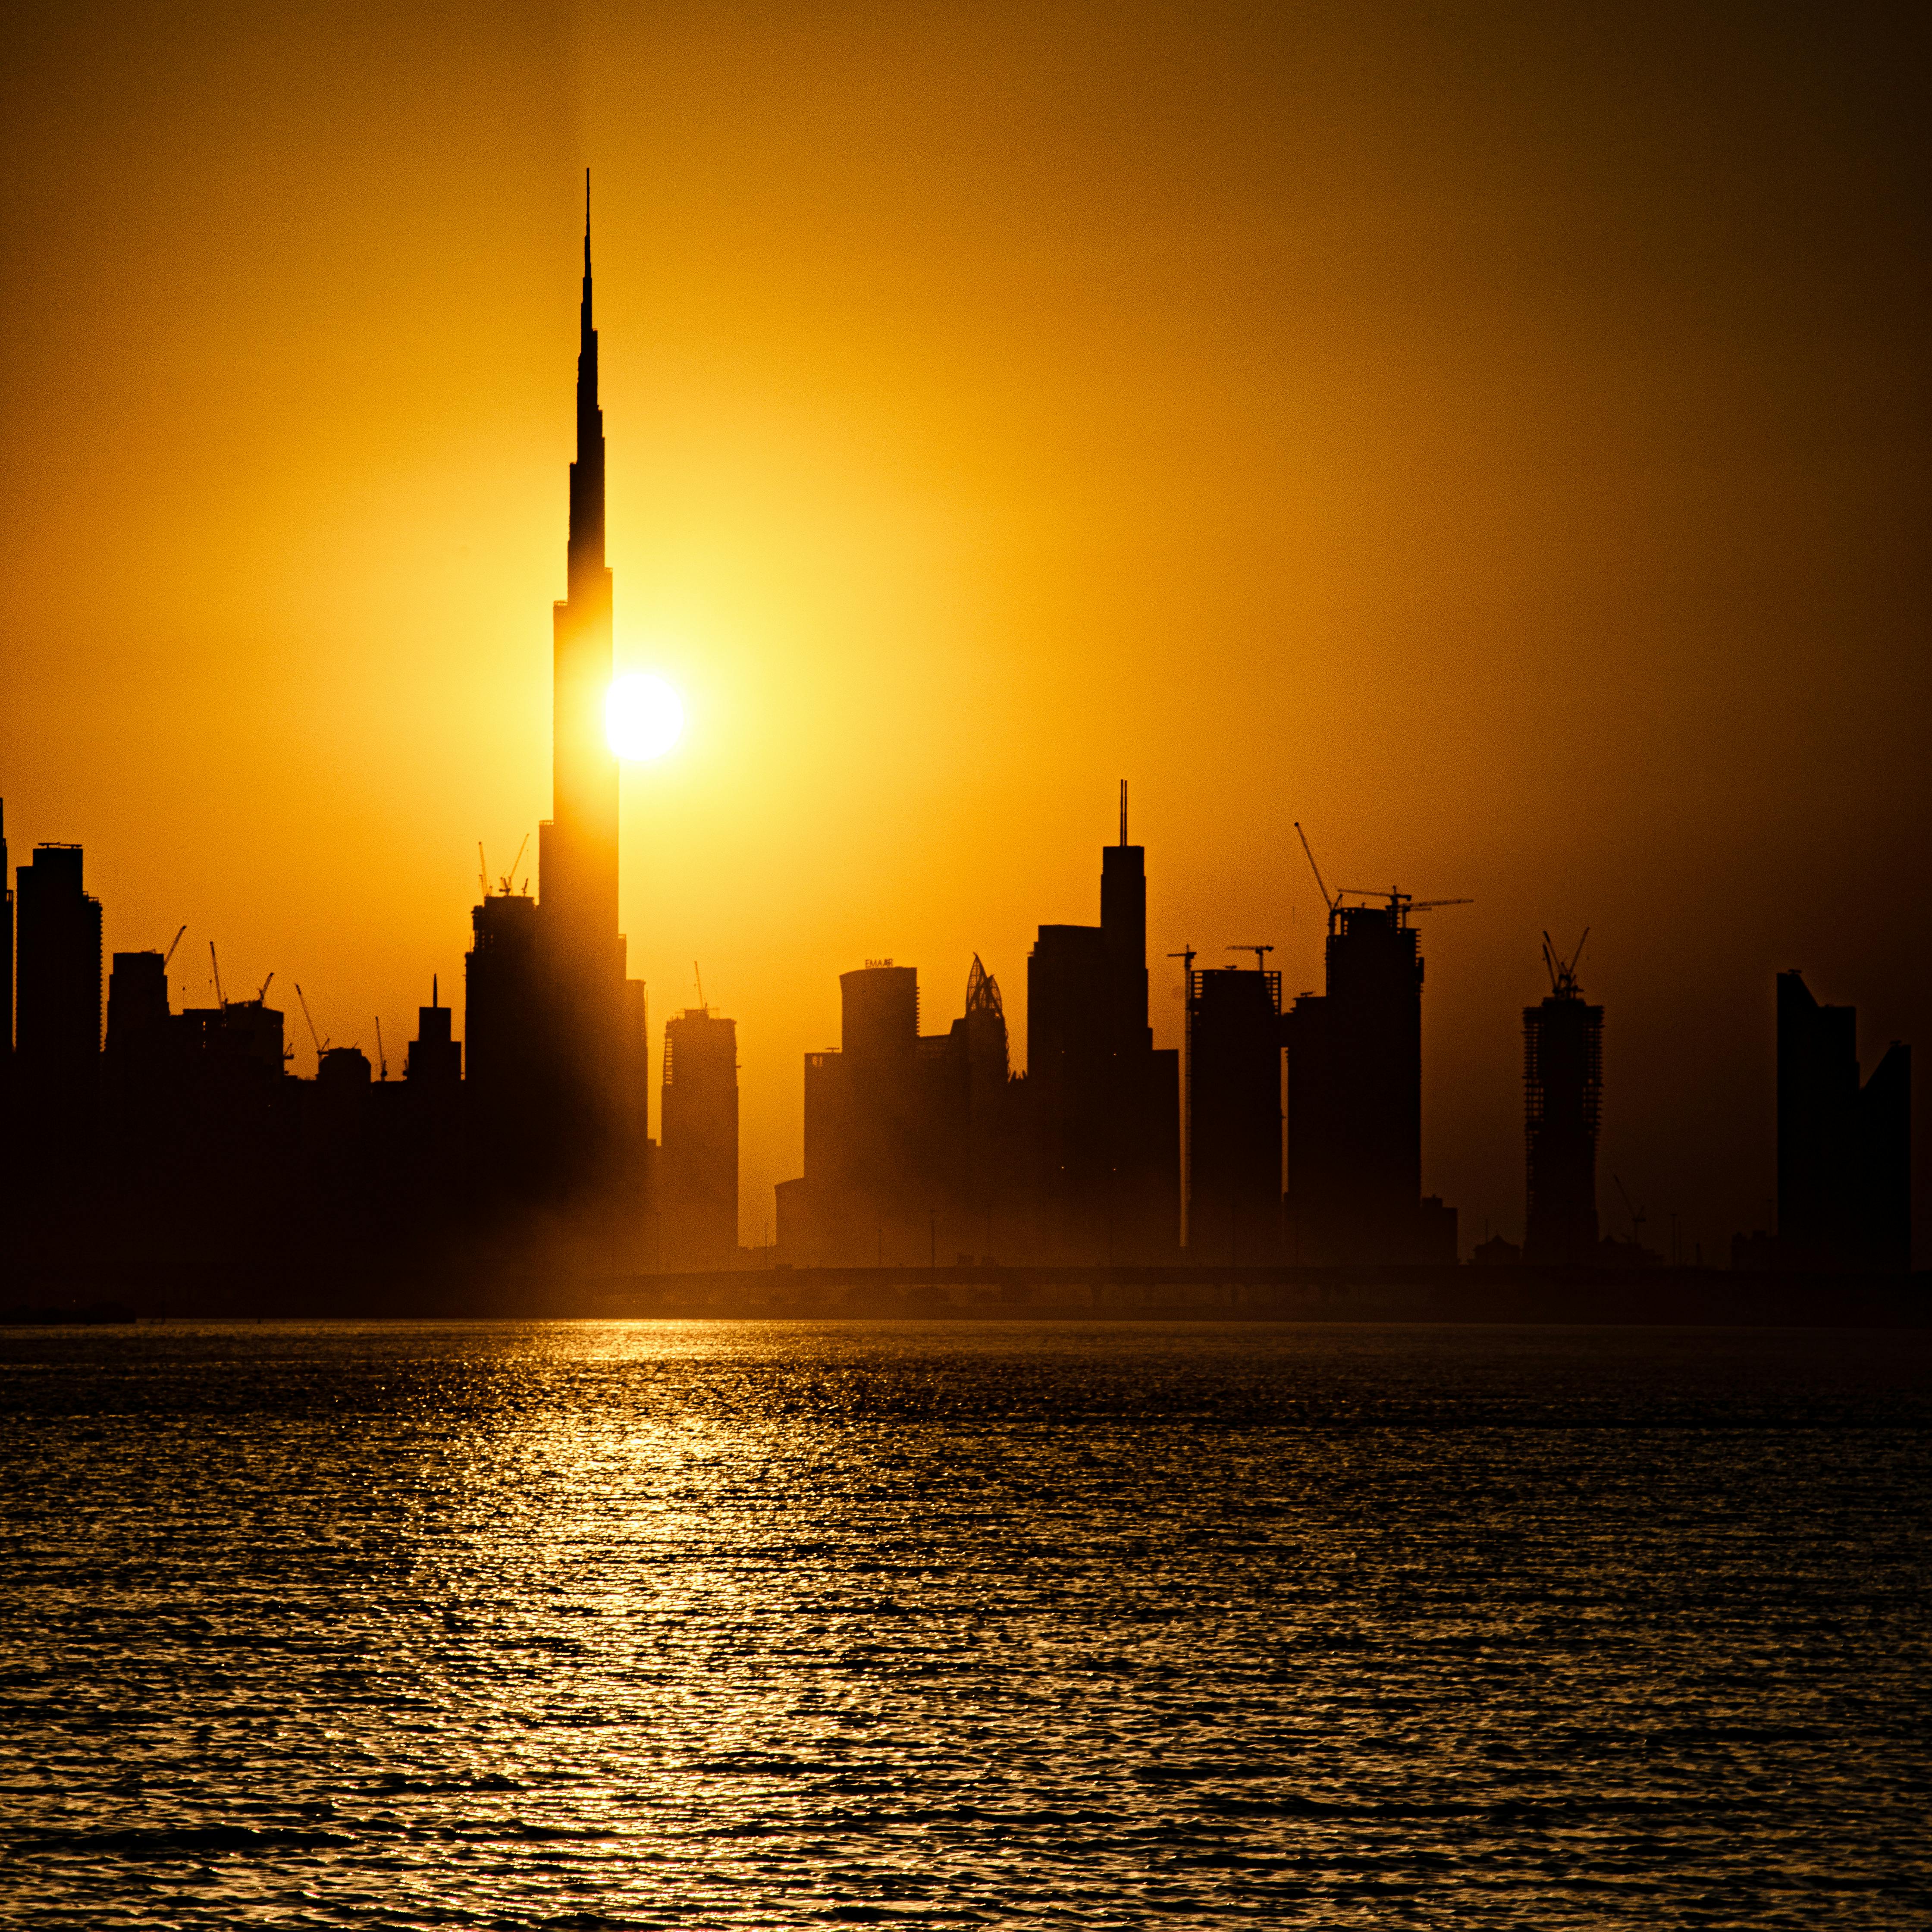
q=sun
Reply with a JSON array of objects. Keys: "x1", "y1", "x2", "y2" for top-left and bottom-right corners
[{"x1": 605, "y1": 673, "x2": 684, "y2": 761}]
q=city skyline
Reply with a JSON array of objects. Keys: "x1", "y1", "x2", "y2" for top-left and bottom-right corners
[{"x1": 3, "y1": 5, "x2": 1925, "y2": 1261}]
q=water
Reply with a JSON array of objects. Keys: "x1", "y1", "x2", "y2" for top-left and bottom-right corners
[{"x1": 2, "y1": 1319, "x2": 1927, "y2": 1928}]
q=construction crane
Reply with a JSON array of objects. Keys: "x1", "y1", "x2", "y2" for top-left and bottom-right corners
[
  {"x1": 295, "y1": 984, "x2": 327, "y2": 1058},
  {"x1": 693, "y1": 960, "x2": 706, "y2": 1009},
  {"x1": 477, "y1": 843, "x2": 490, "y2": 902},
  {"x1": 496, "y1": 834, "x2": 529, "y2": 897},
  {"x1": 255, "y1": 972, "x2": 274, "y2": 1004},
  {"x1": 1541, "y1": 929, "x2": 1589, "y2": 996},
  {"x1": 1227, "y1": 944, "x2": 1275, "y2": 969},
  {"x1": 1336, "y1": 888, "x2": 1474, "y2": 920},
  {"x1": 1613, "y1": 1173, "x2": 1647, "y2": 1247},
  {"x1": 162, "y1": 924, "x2": 188, "y2": 967},
  {"x1": 1293, "y1": 824, "x2": 1337, "y2": 915},
  {"x1": 209, "y1": 941, "x2": 226, "y2": 1008},
  {"x1": 374, "y1": 1016, "x2": 388, "y2": 1081},
  {"x1": 1167, "y1": 945, "x2": 1198, "y2": 977}
]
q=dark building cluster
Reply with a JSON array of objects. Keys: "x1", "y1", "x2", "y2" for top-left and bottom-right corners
[{"x1": 0, "y1": 207, "x2": 1915, "y2": 1298}]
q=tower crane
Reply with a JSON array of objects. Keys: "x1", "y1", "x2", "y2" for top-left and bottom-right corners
[
  {"x1": 1227, "y1": 945, "x2": 1275, "y2": 969},
  {"x1": 497, "y1": 834, "x2": 529, "y2": 897},
  {"x1": 295, "y1": 984, "x2": 328, "y2": 1058},
  {"x1": 209, "y1": 941, "x2": 226, "y2": 1008},
  {"x1": 1541, "y1": 930, "x2": 1589, "y2": 997},
  {"x1": 162, "y1": 925, "x2": 188, "y2": 967},
  {"x1": 1293, "y1": 824, "x2": 1337, "y2": 915}
]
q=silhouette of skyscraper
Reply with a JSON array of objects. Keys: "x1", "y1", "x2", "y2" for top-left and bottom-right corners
[
  {"x1": 464, "y1": 179, "x2": 652, "y2": 1241},
  {"x1": 660, "y1": 1006, "x2": 739, "y2": 1269},
  {"x1": 780, "y1": 957, "x2": 1018, "y2": 1267},
  {"x1": 0, "y1": 800, "x2": 11, "y2": 1068},
  {"x1": 1025, "y1": 790, "x2": 1179, "y2": 1260},
  {"x1": 1522, "y1": 935, "x2": 1603, "y2": 1265},
  {"x1": 1283, "y1": 895, "x2": 1457, "y2": 1264},
  {"x1": 406, "y1": 977, "x2": 461, "y2": 1085},
  {"x1": 14, "y1": 843, "x2": 102, "y2": 1164},
  {"x1": 1777, "y1": 970, "x2": 1911, "y2": 1271},
  {"x1": 1185, "y1": 963, "x2": 1282, "y2": 1262}
]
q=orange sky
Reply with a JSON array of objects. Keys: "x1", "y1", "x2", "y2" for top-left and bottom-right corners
[{"x1": 3, "y1": 2, "x2": 1926, "y2": 1259}]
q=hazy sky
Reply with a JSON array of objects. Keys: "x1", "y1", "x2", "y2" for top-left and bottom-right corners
[{"x1": 3, "y1": 1, "x2": 1926, "y2": 1257}]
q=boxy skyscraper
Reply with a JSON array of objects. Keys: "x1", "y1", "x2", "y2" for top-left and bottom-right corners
[{"x1": 1283, "y1": 885, "x2": 1458, "y2": 1266}]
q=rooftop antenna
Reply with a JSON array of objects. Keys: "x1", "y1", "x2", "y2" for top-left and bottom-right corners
[
  {"x1": 209, "y1": 941, "x2": 225, "y2": 1008},
  {"x1": 375, "y1": 1017, "x2": 388, "y2": 1081},
  {"x1": 163, "y1": 924, "x2": 188, "y2": 967},
  {"x1": 1119, "y1": 779, "x2": 1129, "y2": 847},
  {"x1": 1227, "y1": 944, "x2": 1275, "y2": 969},
  {"x1": 431, "y1": 974, "x2": 439, "y2": 1009},
  {"x1": 295, "y1": 984, "x2": 327, "y2": 1057},
  {"x1": 1293, "y1": 823, "x2": 1338, "y2": 916}
]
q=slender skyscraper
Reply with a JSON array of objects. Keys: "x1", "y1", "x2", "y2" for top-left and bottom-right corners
[
  {"x1": 467, "y1": 180, "x2": 649, "y2": 1232},
  {"x1": 543, "y1": 173, "x2": 622, "y2": 1000}
]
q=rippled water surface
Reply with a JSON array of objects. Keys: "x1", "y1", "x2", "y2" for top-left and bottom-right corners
[{"x1": 3, "y1": 1319, "x2": 1928, "y2": 1928}]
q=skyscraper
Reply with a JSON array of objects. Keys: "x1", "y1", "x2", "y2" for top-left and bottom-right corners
[
  {"x1": 1522, "y1": 935, "x2": 1603, "y2": 1265},
  {"x1": 1184, "y1": 962, "x2": 1282, "y2": 1263},
  {"x1": 465, "y1": 181, "x2": 652, "y2": 1237},
  {"x1": 1777, "y1": 970, "x2": 1911, "y2": 1271},
  {"x1": 1283, "y1": 894, "x2": 1458, "y2": 1265},
  {"x1": 1023, "y1": 789, "x2": 1180, "y2": 1261},
  {"x1": 660, "y1": 1006, "x2": 740, "y2": 1270},
  {"x1": 14, "y1": 842, "x2": 103, "y2": 1165}
]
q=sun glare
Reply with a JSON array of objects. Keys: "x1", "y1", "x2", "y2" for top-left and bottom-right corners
[{"x1": 605, "y1": 673, "x2": 684, "y2": 761}]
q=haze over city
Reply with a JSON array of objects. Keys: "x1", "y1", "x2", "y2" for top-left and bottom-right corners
[{"x1": 4, "y1": 1, "x2": 1926, "y2": 1259}]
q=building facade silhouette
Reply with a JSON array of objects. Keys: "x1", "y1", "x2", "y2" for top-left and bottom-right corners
[
  {"x1": 1283, "y1": 897, "x2": 1457, "y2": 1265},
  {"x1": 660, "y1": 1006, "x2": 739, "y2": 1269},
  {"x1": 1522, "y1": 937, "x2": 1603, "y2": 1265},
  {"x1": 462, "y1": 181, "x2": 656, "y2": 1250},
  {"x1": 1025, "y1": 796, "x2": 1180, "y2": 1261},
  {"x1": 1184, "y1": 963, "x2": 1282, "y2": 1263},
  {"x1": 1776, "y1": 970, "x2": 1910, "y2": 1272}
]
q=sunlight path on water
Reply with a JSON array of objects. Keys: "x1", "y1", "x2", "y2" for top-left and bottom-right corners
[{"x1": 1, "y1": 1320, "x2": 1928, "y2": 1927}]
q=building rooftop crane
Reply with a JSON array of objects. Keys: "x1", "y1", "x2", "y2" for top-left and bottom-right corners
[
  {"x1": 1542, "y1": 929, "x2": 1590, "y2": 997},
  {"x1": 1227, "y1": 944, "x2": 1275, "y2": 969},
  {"x1": 163, "y1": 924, "x2": 188, "y2": 967},
  {"x1": 1293, "y1": 823, "x2": 1337, "y2": 915},
  {"x1": 294, "y1": 984, "x2": 327, "y2": 1057},
  {"x1": 375, "y1": 1016, "x2": 388, "y2": 1081},
  {"x1": 497, "y1": 834, "x2": 529, "y2": 897},
  {"x1": 209, "y1": 941, "x2": 225, "y2": 1008}
]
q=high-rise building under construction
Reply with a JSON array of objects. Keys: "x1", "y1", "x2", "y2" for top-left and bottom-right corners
[
  {"x1": 1283, "y1": 891, "x2": 1457, "y2": 1265},
  {"x1": 1522, "y1": 935, "x2": 1603, "y2": 1264}
]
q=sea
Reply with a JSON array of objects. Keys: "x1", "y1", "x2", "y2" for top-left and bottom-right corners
[{"x1": 2, "y1": 1318, "x2": 1927, "y2": 1928}]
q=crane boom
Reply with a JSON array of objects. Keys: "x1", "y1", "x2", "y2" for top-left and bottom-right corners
[
  {"x1": 294, "y1": 983, "x2": 326, "y2": 1055},
  {"x1": 163, "y1": 924, "x2": 188, "y2": 968},
  {"x1": 208, "y1": 941, "x2": 225, "y2": 1007},
  {"x1": 1293, "y1": 823, "x2": 1337, "y2": 913}
]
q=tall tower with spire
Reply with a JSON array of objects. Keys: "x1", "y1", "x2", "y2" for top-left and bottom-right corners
[
  {"x1": 543, "y1": 172, "x2": 621, "y2": 971},
  {"x1": 468, "y1": 176, "x2": 648, "y2": 1228}
]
